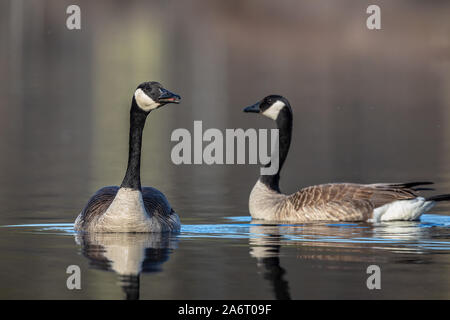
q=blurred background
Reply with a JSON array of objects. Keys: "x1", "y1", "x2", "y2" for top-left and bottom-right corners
[{"x1": 0, "y1": 0, "x2": 450, "y2": 299}]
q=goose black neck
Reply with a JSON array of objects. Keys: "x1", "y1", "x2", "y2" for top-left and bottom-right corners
[
  {"x1": 259, "y1": 107, "x2": 292, "y2": 192},
  {"x1": 120, "y1": 98, "x2": 149, "y2": 190}
]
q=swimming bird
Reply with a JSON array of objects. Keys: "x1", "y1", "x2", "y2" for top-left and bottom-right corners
[
  {"x1": 243, "y1": 95, "x2": 450, "y2": 222},
  {"x1": 75, "y1": 82, "x2": 181, "y2": 232}
]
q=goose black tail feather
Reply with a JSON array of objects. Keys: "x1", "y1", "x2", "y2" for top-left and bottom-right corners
[
  {"x1": 395, "y1": 181, "x2": 434, "y2": 189},
  {"x1": 412, "y1": 187, "x2": 435, "y2": 191},
  {"x1": 426, "y1": 194, "x2": 450, "y2": 202}
]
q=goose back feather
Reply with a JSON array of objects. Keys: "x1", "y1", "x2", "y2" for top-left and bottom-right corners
[{"x1": 284, "y1": 183, "x2": 418, "y2": 221}]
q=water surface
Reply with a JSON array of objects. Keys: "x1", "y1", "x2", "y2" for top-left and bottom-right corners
[{"x1": 1, "y1": 214, "x2": 449, "y2": 299}]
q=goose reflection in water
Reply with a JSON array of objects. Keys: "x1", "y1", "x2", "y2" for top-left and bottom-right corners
[
  {"x1": 74, "y1": 232, "x2": 177, "y2": 300},
  {"x1": 249, "y1": 222, "x2": 291, "y2": 300},
  {"x1": 247, "y1": 216, "x2": 448, "y2": 299}
]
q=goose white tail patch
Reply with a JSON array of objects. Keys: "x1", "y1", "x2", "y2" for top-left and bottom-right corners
[
  {"x1": 262, "y1": 101, "x2": 285, "y2": 120},
  {"x1": 135, "y1": 88, "x2": 159, "y2": 111},
  {"x1": 372, "y1": 197, "x2": 435, "y2": 222}
]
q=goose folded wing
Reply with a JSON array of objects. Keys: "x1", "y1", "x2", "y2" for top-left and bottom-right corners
[{"x1": 285, "y1": 183, "x2": 420, "y2": 221}]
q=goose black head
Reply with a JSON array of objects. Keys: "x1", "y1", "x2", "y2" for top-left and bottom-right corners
[
  {"x1": 134, "y1": 81, "x2": 181, "y2": 112},
  {"x1": 243, "y1": 95, "x2": 291, "y2": 120}
]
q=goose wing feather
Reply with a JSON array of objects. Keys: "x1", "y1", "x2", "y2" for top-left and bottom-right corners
[
  {"x1": 285, "y1": 183, "x2": 420, "y2": 221},
  {"x1": 142, "y1": 187, "x2": 179, "y2": 231},
  {"x1": 76, "y1": 186, "x2": 120, "y2": 229},
  {"x1": 142, "y1": 187, "x2": 175, "y2": 217}
]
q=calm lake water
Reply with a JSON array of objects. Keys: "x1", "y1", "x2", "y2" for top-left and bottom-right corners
[
  {"x1": 1, "y1": 214, "x2": 450, "y2": 299},
  {"x1": 1, "y1": 0, "x2": 450, "y2": 299}
]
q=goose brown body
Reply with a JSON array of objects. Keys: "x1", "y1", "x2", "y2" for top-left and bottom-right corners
[
  {"x1": 250, "y1": 180, "x2": 424, "y2": 222},
  {"x1": 286, "y1": 183, "x2": 416, "y2": 221}
]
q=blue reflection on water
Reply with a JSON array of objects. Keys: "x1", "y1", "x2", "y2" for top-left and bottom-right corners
[{"x1": 2, "y1": 214, "x2": 450, "y2": 251}]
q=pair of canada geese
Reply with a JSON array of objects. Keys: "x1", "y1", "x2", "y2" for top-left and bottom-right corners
[{"x1": 74, "y1": 81, "x2": 450, "y2": 233}]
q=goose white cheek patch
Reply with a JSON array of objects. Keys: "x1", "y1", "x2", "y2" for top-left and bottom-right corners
[
  {"x1": 134, "y1": 88, "x2": 160, "y2": 111},
  {"x1": 262, "y1": 101, "x2": 285, "y2": 120}
]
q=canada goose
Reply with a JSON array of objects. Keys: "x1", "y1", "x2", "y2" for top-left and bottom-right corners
[
  {"x1": 74, "y1": 82, "x2": 181, "y2": 232},
  {"x1": 243, "y1": 95, "x2": 450, "y2": 222}
]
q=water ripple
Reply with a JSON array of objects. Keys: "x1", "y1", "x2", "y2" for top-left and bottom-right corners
[{"x1": 2, "y1": 214, "x2": 450, "y2": 252}]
